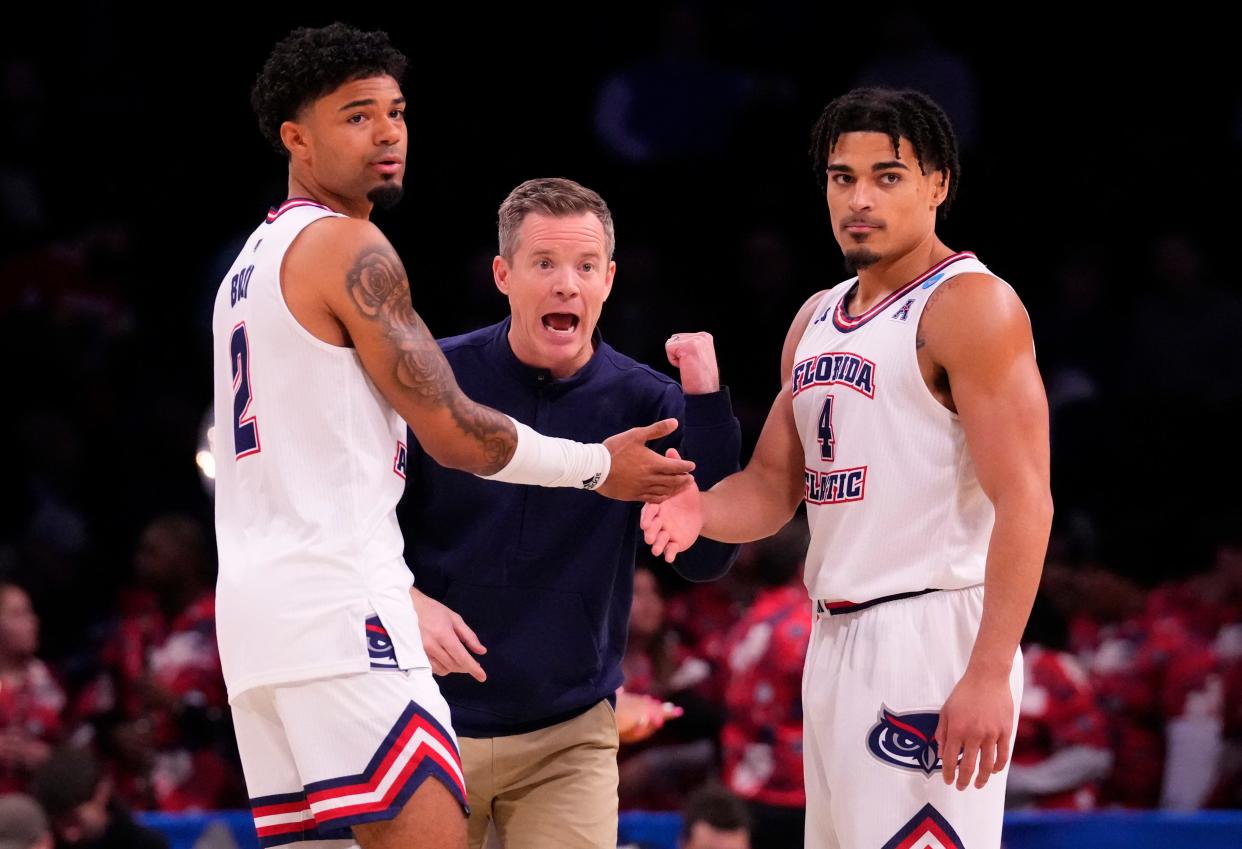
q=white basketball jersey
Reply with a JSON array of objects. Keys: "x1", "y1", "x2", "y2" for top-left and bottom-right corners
[
  {"x1": 211, "y1": 198, "x2": 428, "y2": 699},
  {"x1": 792, "y1": 252, "x2": 1001, "y2": 604}
]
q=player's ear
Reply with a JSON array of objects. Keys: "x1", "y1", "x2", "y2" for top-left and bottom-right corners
[
  {"x1": 280, "y1": 120, "x2": 310, "y2": 161},
  {"x1": 931, "y1": 169, "x2": 950, "y2": 208},
  {"x1": 493, "y1": 255, "x2": 511, "y2": 296}
]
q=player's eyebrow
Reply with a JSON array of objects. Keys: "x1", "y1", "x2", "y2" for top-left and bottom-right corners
[
  {"x1": 339, "y1": 97, "x2": 406, "y2": 111},
  {"x1": 827, "y1": 161, "x2": 912, "y2": 173}
]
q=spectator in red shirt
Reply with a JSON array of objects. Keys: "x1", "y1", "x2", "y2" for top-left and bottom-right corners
[
  {"x1": 719, "y1": 521, "x2": 810, "y2": 849},
  {"x1": 1205, "y1": 536, "x2": 1242, "y2": 807},
  {"x1": 0, "y1": 582, "x2": 65, "y2": 792},
  {"x1": 1068, "y1": 564, "x2": 1223, "y2": 809},
  {"x1": 72, "y1": 516, "x2": 238, "y2": 811},
  {"x1": 1009, "y1": 593, "x2": 1111, "y2": 810},
  {"x1": 620, "y1": 565, "x2": 720, "y2": 810},
  {"x1": 665, "y1": 570, "x2": 749, "y2": 706}
]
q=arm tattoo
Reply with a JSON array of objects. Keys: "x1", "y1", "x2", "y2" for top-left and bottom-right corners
[
  {"x1": 346, "y1": 243, "x2": 516, "y2": 472},
  {"x1": 916, "y1": 277, "x2": 962, "y2": 352}
]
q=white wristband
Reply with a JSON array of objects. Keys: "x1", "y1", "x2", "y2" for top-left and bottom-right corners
[{"x1": 479, "y1": 417, "x2": 612, "y2": 491}]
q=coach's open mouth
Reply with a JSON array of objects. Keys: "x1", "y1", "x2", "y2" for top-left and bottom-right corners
[{"x1": 541, "y1": 313, "x2": 579, "y2": 335}]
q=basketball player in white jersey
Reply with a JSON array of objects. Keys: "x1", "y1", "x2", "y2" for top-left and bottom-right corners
[
  {"x1": 212, "y1": 24, "x2": 695, "y2": 849},
  {"x1": 640, "y1": 88, "x2": 1053, "y2": 848}
]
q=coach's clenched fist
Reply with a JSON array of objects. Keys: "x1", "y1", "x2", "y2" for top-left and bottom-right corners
[{"x1": 665, "y1": 331, "x2": 720, "y2": 395}]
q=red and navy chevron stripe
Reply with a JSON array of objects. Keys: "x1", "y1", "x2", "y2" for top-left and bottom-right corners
[
  {"x1": 880, "y1": 803, "x2": 965, "y2": 849},
  {"x1": 832, "y1": 252, "x2": 975, "y2": 333},
  {"x1": 248, "y1": 700, "x2": 467, "y2": 847},
  {"x1": 265, "y1": 197, "x2": 332, "y2": 223}
]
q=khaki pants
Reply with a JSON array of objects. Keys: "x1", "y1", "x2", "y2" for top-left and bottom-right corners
[{"x1": 461, "y1": 699, "x2": 620, "y2": 849}]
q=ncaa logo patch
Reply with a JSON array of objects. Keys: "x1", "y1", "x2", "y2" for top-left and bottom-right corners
[
  {"x1": 880, "y1": 804, "x2": 964, "y2": 849},
  {"x1": 867, "y1": 706, "x2": 942, "y2": 776}
]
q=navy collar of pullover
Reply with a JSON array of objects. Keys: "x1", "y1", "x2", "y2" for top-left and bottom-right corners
[{"x1": 489, "y1": 316, "x2": 607, "y2": 392}]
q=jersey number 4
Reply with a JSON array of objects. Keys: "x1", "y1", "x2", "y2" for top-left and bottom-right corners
[
  {"x1": 817, "y1": 396, "x2": 835, "y2": 461},
  {"x1": 231, "y1": 323, "x2": 261, "y2": 458}
]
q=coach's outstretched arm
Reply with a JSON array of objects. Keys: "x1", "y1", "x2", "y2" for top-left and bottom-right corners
[
  {"x1": 285, "y1": 217, "x2": 694, "y2": 502},
  {"x1": 640, "y1": 291, "x2": 826, "y2": 557}
]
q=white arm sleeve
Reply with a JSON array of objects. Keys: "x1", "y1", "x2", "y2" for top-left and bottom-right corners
[{"x1": 478, "y1": 417, "x2": 611, "y2": 490}]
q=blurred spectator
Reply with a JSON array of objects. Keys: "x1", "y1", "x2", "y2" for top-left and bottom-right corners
[
  {"x1": 1069, "y1": 565, "x2": 1223, "y2": 809},
  {"x1": 620, "y1": 566, "x2": 721, "y2": 810},
  {"x1": 31, "y1": 747, "x2": 167, "y2": 849},
  {"x1": 72, "y1": 516, "x2": 237, "y2": 811},
  {"x1": 1207, "y1": 537, "x2": 1242, "y2": 807},
  {"x1": 0, "y1": 59, "x2": 49, "y2": 252},
  {"x1": 625, "y1": 566, "x2": 714, "y2": 700},
  {"x1": 1034, "y1": 251, "x2": 1116, "y2": 413},
  {"x1": 1123, "y1": 233, "x2": 1242, "y2": 404},
  {"x1": 719, "y1": 521, "x2": 809, "y2": 849},
  {"x1": 678, "y1": 784, "x2": 751, "y2": 849},
  {"x1": 0, "y1": 584, "x2": 64, "y2": 792},
  {"x1": 663, "y1": 567, "x2": 749, "y2": 708},
  {"x1": 0, "y1": 794, "x2": 53, "y2": 849},
  {"x1": 1009, "y1": 594, "x2": 1112, "y2": 810}
]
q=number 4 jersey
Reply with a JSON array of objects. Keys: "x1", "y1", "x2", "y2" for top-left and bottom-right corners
[
  {"x1": 211, "y1": 199, "x2": 428, "y2": 700},
  {"x1": 792, "y1": 252, "x2": 1004, "y2": 606}
]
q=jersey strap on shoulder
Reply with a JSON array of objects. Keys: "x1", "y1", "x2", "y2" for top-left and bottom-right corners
[{"x1": 266, "y1": 197, "x2": 333, "y2": 224}]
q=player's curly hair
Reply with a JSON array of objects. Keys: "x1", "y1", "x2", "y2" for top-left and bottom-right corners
[
  {"x1": 251, "y1": 23, "x2": 408, "y2": 157},
  {"x1": 809, "y1": 87, "x2": 960, "y2": 218}
]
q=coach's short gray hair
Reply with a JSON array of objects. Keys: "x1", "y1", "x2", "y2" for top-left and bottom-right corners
[{"x1": 497, "y1": 177, "x2": 615, "y2": 260}]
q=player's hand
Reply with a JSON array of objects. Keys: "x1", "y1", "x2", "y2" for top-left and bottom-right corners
[
  {"x1": 934, "y1": 667, "x2": 1014, "y2": 790},
  {"x1": 639, "y1": 456, "x2": 704, "y2": 562},
  {"x1": 597, "y1": 419, "x2": 695, "y2": 503},
  {"x1": 614, "y1": 689, "x2": 683, "y2": 744},
  {"x1": 665, "y1": 332, "x2": 720, "y2": 395},
  {"x1": 409, "y1": 587, "x2": 488, "y2": 682}
]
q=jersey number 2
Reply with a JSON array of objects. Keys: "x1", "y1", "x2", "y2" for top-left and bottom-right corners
[
  {"x1": 231, "y1": 323, "x2": 260, "y2": 458},
  {"x1": 817, "y1": 396, "x2": 835, "y2": 461}
]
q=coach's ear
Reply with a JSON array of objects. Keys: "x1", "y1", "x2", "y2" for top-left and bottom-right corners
[{"x1": 493, "y1": 255, "x2": 511, "y2": 296}]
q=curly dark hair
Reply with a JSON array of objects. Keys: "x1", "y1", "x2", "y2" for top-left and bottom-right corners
[
  {"x1": 251, "y1": 23, "x2": 408, "y2": 157},
  {"x1": 809, "y1": 87, "x2": 960, "y2": 218}
]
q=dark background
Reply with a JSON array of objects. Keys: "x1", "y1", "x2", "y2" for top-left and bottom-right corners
[{"x1": 2, "y1": 3, "x2": 1239, "y2": 661}]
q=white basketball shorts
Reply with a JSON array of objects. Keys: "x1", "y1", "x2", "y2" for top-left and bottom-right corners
[
  {"x1": 802, "y1": 586, "x2": 1023, "y2": 849},
  {"x1": 233, "y1": 616, "x2": 468, "y2": 847}
]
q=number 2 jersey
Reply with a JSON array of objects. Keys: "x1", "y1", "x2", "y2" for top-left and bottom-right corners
[
  {"x1": 211, "y1": 198, "x2": 428, "y2": 700},
  {"x1": 792, "y1": 252, "x2": 1005, "y2": 605}
]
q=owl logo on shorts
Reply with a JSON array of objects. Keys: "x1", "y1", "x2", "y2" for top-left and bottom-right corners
[
  {"x1": 366, "y1": 615, "x2": 400, "y2": 670},
  {"x1": 867, "y1": 706, "x2": 941, "y2": 776}
]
